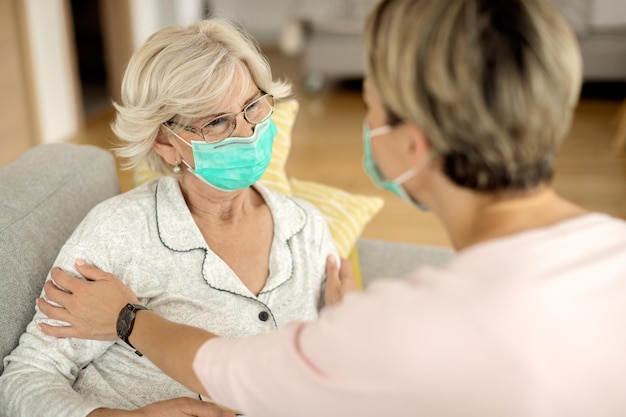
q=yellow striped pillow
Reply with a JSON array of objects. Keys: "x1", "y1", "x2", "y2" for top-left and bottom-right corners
[
  {"x1": 258, "y1": 100, "x2": 298, "y2": 194},
  {"x1": 289, "y1": 177, "x2": 384, "y2": 259}
]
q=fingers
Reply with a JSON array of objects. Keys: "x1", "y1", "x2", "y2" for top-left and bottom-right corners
[
  {"x1": 46, "y1": 269, "x2": 95, "y2": 308},
  {"x1": 324, "y1": 254, "x2": 362, "y2": 307},
  {"x1": 74, "y1": 260, "x2": 140, "y2": 305},
  {"x1": 338, "y1": 258, "x2": 359, "y2": 292},
  {"x1": 325, "y1": 254, "x2": 340, "y2": 281},
  {"x1": 49, "y1": 267, "x2": 80, "y2": 293},
  {"x1": 36, "y1": 297, "x2": 79, "y2": 338},
  {"x1": 324, "y1": 255, "x2": 342, "y2": 306},
  {"x1": 36, "y1": 322, "x2": 78, "y2": 338},
  {"x1": 142, "y1": 397, "x2": 237, "y2": 417},
  {"x1": 36, "y1": 297, "x2": 73, "y2": 323},
  {"x1": 49, "y1": 260, "x2": 110, "y2": 294},
  {"x1": 74, "y1": 259, "x2": 110, "y2": 281},
  {"x1": 38, "y1": 261, "x2": 139, "y2": 342},
  {"x1": 338, "y1": 257, "x2": 352, "y2": 279},
  {"x1": 43, "y1": 279, "x2": 73, "y2": 306},
  {"x1": 193, "y1": 400, "x2": 238, "y2": 417}
]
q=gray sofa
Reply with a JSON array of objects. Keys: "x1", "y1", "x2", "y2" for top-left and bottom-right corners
[{"x1": 0, "y1": 143, "x2": 454, "y2": 374}]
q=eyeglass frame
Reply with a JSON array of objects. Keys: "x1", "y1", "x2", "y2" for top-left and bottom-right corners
[{"x1": 163, "y1": 92, "x2": 275, "y2": 143}]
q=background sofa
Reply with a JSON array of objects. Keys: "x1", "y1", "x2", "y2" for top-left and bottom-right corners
[
  {"x1": 283, "y1": 0, "x2": 626, "y2": 92},
  {"x1": 0, "y1": 143, "x2": 454, "y2": 375}
]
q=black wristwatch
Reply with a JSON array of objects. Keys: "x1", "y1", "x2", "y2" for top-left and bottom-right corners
[{"x1": 117, "y1": 303, "x2": 149, "y2": 356}]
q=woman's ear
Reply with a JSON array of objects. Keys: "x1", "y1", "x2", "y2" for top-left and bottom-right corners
[
  {"x1": 153, "y1": 128, "x2": 179, "y2": 165},
  {"x1": 404, "y1": 123, "x2": 431, "y2": 164}
]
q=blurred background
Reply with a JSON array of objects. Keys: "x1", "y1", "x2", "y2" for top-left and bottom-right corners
[{"x1": 2, "y1": 0, "x2": 625, "y2": 248}]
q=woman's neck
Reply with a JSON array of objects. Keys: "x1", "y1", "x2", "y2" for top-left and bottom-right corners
[
  {"x1": 438, "y1": 185, "x2": 587, "y2": 251},
  {"x1": 177, "y1": 173, "x2": 260, "y2": 224}
]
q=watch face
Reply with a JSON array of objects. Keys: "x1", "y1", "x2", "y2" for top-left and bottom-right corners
[{"x1": 117, "y1": 306, "x2": 134, "y2": 340}]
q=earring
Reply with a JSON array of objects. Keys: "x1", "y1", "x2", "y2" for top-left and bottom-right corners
[{"x1": 173, "y1": 160, "x2": 181, "y2": 174}]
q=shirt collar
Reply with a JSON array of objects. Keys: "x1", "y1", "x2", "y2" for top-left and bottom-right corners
[{"x1": 155, "y1": 177, "x2": 307, "y2": 296}]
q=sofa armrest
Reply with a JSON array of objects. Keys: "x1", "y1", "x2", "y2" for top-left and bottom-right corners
[
  {"x1": 0, "y1": 143, "x2": 120, "y2": 374},
  {"x1": 357, "y1": 238, "x2": 454, "y2": 288}
]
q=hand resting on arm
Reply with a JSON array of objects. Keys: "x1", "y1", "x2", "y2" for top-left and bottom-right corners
[{"x1": 37, "y1": 260, "x2": 214, "y2": 397}]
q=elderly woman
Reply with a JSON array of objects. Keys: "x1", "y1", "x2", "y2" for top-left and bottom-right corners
[
  {"x1": 0, "y1": 18, "x2": 338, "y2": 417},
  {"x1": 32, "y1": 0, "x2": 626, "y2": 416}
]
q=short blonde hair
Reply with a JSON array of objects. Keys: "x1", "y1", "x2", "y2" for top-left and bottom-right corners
[
  {"x1": 112, "y1": 17, "x2": 292, "y2": 175},
  {"x1": 364, "y1": 0, "x2": 582, "y2": 192}
]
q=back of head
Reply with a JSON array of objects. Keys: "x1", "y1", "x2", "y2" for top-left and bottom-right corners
[
  {"x1": 364, "y1": 0, "x2": 582, "y2": 193},
  {"x1": 113, "y1": 17, "x2": 291, "y2": 175}
]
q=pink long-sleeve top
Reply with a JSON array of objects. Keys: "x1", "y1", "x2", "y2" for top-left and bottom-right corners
[{"x1": 194, "y1": 213, "x2": 626, "y2": 417}]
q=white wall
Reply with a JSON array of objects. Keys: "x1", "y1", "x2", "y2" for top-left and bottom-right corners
[
  {"x1": 590, "y1": 0, "x2": 626, "y2": 29},
  {"x1": 129, "y1": 0, "x2": 293, "y2": 47},
  {"x1": 24, "y1": 0, "x2": 79, "y2": 144},
  {"x1": 25, "y1": 0, "x2": 289, "y2": 144},
  {"x1": 209, "y1": 0, "x2": 295, "y2": 44},
  {"x1": 129, "y1": 0, "x2": 165, "y2": 49},
  {"x1": 129, "y1": 0, "x2": 204, "y2": 48},
  {"x1": 24, "y1": 0, "x2": 205, "y2": 144}
]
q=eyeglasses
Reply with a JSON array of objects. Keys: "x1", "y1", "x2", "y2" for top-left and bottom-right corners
[{"x1": 164, "y1": 93, "x2": 274, "y2": 143}]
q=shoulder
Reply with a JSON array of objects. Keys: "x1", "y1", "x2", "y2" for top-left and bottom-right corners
[
  {"x1": 69, "y1": 178, "x2": 162, "y2": 240},
  {"x1": 85, "y1": 179, "x2": 158, "y2": 220},
  {"x1": 438, "y1": 212, "x2": 626, "y2": 286},
  {"x1": 574, "y1": 212, "x2": 626, "y2": 234}
]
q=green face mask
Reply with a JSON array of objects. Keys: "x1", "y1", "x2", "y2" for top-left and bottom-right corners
[
  {"x1": 362, "y1": 123, "x2": 429, "y2": 211},
  {"x1": 171, "y1": 118, "x2": 277, "y2": 191}
]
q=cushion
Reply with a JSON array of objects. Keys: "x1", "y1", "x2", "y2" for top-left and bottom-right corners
[
  {"x1": 346, "y1": 245, "x2": 363, "y2": 289},
  {"x1": 0, "y1": 144, "x2": 120, "y2": 373},
  {"x1": 258, "y1": 100, "x2": 298, "y2": 195},
  {"x1": 289, "y1": 178, "x2": 383, "y2": 259}
]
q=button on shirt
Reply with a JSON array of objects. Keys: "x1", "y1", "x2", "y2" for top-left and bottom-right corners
[{"x1": 0, "y1": 176, "x2": 337, "y2": 417}]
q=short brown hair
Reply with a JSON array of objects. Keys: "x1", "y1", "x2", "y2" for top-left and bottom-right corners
[{"x1": 364, "y1": 0, "x2": 582, "y2": 192}]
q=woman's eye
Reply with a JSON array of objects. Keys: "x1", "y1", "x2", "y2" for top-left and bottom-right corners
[
  {"x1": 205, "y1": 117, "x2": 229, "y2": 128},
  {"x1": 247, "y1": 100, "x2": 260, "y2": 111}
]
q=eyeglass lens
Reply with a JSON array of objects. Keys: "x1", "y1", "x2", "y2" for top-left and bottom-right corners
[{"x1": 201, "y1": 95, "x2": 274, "y2": 142}]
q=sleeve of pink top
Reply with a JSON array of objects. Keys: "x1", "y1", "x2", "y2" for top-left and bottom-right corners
[
  {"x1": 192, "y1": 285, "x2": 416, "y2": 417},
  {"x1": 193, "y1": 273, "x2": 526, "y2": 417}
]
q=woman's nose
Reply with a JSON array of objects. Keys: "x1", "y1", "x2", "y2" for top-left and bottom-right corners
[{"x1": 231, "y1": 113, "x2": 254, "y2": 138}]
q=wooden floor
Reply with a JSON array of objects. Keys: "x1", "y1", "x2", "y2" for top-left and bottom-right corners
[{"x1": 7, "y1": 50, "x2": 626, "y2": 249}]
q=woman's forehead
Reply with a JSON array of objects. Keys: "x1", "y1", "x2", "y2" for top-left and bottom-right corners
[{"x1": 215, "y1": 67, "x2": 257, "y2": 112}]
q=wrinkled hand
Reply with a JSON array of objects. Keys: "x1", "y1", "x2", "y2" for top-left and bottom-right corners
[
  {"x1": 324, "y1": 255, "x2": 359, "y2": 307},
  {"x1": 37, "y1": 260, "x2": 140, "y2": 340},
  {"x1": 88, "y1": 397, "x2": 237, "y2": 417}
]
